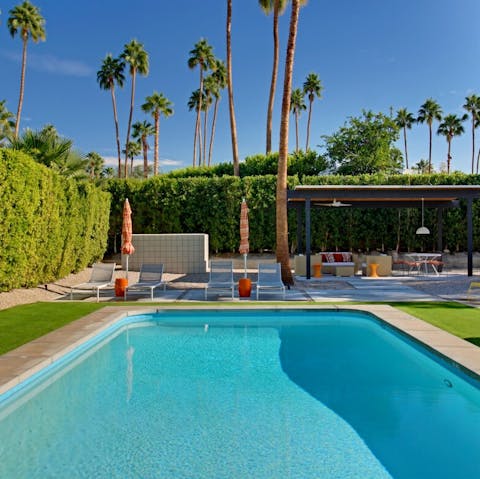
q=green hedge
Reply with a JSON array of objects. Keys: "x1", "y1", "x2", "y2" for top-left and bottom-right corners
[
  {"x1": 0, "y1": 150, "x2": 111, "y2": 291},
  {"x1": 105, "y1": 172, "x2": 480, "y2": 255}
]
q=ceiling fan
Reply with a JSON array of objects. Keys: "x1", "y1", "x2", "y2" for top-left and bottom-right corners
[{"x1": 316, "y1": 198, "x2": 352, "y2": 207}]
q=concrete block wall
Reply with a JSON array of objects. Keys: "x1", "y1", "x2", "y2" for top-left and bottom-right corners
[{"x1": 122, "y1": 234, "x2": 209, "y2": 273}]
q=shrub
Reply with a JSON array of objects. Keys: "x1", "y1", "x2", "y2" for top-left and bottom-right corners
[{"x1": 0, "y1": 149, "x2": 110, "y2": 291}]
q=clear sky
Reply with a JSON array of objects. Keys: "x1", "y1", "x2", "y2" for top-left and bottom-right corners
[{"x1": 1, "y1": 0, "x2": 480, "y2": 173}]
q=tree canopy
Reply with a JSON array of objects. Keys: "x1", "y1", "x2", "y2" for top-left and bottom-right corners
[{"x1": 323, "y1": 110, "x2": 403, "y2": 175}]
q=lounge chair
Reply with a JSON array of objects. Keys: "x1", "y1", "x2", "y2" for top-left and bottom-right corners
[
  {"x1": 205, "y1": 260, "x2": 235, "y2": 300},
  {"x1": 256, "y1": 262, "x2": 285, "y2": 300},
  {"x1": 124, "y1": 263, "x2": 166, "y2": 301},
  {"x1": 70, "y1": 262, "x2": 116, "y2": 302}
]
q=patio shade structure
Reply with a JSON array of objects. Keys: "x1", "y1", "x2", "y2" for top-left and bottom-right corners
[
  {"x1": 121, "y1": 198, "x2": 135, "y2": 280},
  {"x1": 288, "y1": 185, "x2": 480, "y2": 278},
  {"x1": 239, "y1": 198, "x2": 249, "y2": 277}
]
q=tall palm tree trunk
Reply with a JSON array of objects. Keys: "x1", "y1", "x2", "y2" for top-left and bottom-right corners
[
  {"x1": 471, "y1": 117, "x2": 476, "y2": 174},
  {"x1": 305, "y1": 98, "x2": 313, "y2": 151},
  {"x1": 125, "y1": 70, "x2": 137, "y2": 178},
  {"x1": 142, "y1": 136, "x2": 148, "y2": 178},
  {"x1": 266, "y1": 4, "x2": 280, "y2": 154},
  {"x1": 154, "y1": 112, "x2": 159, "y2": 175},
  {"x1": 428, "y1": 122, "x2": 432, "y2": 174},
  {"x1": 277, "y1": 0, "x2": 300, "y2": 286},
  {"x1": 14, "y1": 36, "x2": 28, "y2": 138},
  {"x1": 227, "y1": 0, "x2": 240, "y2": 176},
  {"x1": 195, "y1": 71, "x2": 204, "y2": 167},
  {"x1": 192, "y1": 117, "x2": 198, "y2": 167},
  {"x1": 208, "y1": 98, "x2": 219, "y2": 167},
  {"x1": 203, "y1": 107, "x2": 208, "y2": 167},
  {"x1": 110, "y1": 85, "x2": 122, "y2": 178},
  {"x1": 295, "y1": 111, "x2": 299, "y2": 152},
  {"x1": 447, "y1": 139, "x2": 452, "y2": 174},
  {"x1": 403, "y1": 125, "x2": 409, "y2": 169}
]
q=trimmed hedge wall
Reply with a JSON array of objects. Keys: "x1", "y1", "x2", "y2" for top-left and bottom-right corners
[
  {"x1": 0, "y1": 150, "x2": 111, "y2": 291},
  {"x1": 106, "y1": 172, "x2": 480, "y2": 255}
]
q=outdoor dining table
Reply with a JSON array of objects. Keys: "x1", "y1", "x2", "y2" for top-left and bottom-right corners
[{"x1": 405, "y1": 253, "x2": 442, "y2": 276}]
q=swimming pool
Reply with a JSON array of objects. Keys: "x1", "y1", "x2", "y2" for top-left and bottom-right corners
[{"x1": 0, "y1": 309, "x2": 479, "y2": 478}]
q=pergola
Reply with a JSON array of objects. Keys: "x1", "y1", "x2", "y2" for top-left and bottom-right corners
[{"x1": 287, "y1": 185, "x2": 480, "y2": 278}]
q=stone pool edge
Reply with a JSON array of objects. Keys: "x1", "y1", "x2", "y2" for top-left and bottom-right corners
[{"x1": 1, "y1": 304, "x2": 480, "y2": 396}]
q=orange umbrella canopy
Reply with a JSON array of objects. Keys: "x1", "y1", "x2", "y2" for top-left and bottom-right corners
[
  {"x1": 121, "y1": 198, "x2": 135, "y2": 255},
  {"x1": 239, "y1": 199, "x2": 249, "y2": 255}
]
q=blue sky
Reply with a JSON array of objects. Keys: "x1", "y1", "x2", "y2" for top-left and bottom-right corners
[{"x1": 1, "y1": 0, "x2": 480, "y2": 173}]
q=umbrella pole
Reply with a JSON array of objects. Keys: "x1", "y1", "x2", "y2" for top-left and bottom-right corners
[
  {"x1": 126, "y1": 255, "x2": 129, "y2": 281},
  {"x1": 243, "y1": 253, "x2": 247, "y2": 278}
]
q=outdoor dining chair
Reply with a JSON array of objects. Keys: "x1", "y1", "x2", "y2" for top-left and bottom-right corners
[
  {"x1": 256, "y1": 262, "x2": 285, "y2": 300},
  {"x1": 70, "y1": 262, "x2": 116, "y2": 302}
]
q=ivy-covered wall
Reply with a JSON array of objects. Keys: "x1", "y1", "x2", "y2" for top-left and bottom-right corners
[
  {"x1": 0, "y1": 150, "x2": 111, "y2": 291},
  {"x1": 105, "y1": 172, "x2": 480, "y2": 255}
]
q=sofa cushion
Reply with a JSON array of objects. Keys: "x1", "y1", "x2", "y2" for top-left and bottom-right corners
[{"x1": 325, "y1": 253, "x2": 335, "y2": 263}]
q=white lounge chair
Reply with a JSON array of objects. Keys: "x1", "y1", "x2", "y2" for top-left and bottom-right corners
[
  {"x1": 256, "y1": 262, "x2": 285, "y2": 300},
  {"x1": 70, "y1": 262, "x2": 116, "y2": 302},
  {"x1": 124, "y1": 263, "x2": 166, "y2": 301},
  {"x1": 205, "y1": 260, "x2": 235, "y2": 300}
]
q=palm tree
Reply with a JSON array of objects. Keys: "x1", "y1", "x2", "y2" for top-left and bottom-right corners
[
  {"x1": 259, "y1": 0, "x2": 288, "y2": 154},
  {"x1": 207, "y1": 59, "x2": 227, "y2": 166},
  {"x1": 0, "y1": 100, "x2": 15, "y2": 145},
  {"x1": 226, "y1": 0, "x2": 240, "y2": 176},
  {"x1": 303, "y1": 72, "x2": 323, "y2": 151},
  {"x1": 96, "y1": 54, "x2": 125, "y2": 177},
  {"x1": 290, "y1": 88, "x2": 306, "y2": 152},
  {"x1": 417, "y1": 98, "x2": 442, "y2": 173},
  {"x1": 188, "y1": 38, "x2": 215, "y2": 167},
  {"x1": 7, "y1": 1, "x2": 46, "y2": 138},
  {"x1": 437, "y1": 113, "x2": 467, "y2": 174},
  {"x1": 463, "y1": 94, "x2": 480, "y2": 174},
  {"x1": 122, "y1": 140, "x2": 141, "y2": 177},
  {"x1": 132, "y1": 120, "x2": 155, "y2": 178},
  {"x1": 277, "y1": 0, "x2": 306, "y2": 285},
  {"x1": 142, "y1": 92, "x2": 173, "y2": 175},
  {"x1": 10, "y1": 125, "x2": 88, "y2": 178},
  {"x1": 85, "y1": 152, "x2": 104, "y2": 180},
  {"x1": 188, "y1": 89, "x2": 205, "y2": 167},
  {"x1": 121, "y1": 39, "x2": 149, "y2": 178},
  {"x1": 201, "y1": 76, "x2": 216, "y2": 167},
  {"x1": 395, "y1": 108, "x2": 415, "y2": 169}
]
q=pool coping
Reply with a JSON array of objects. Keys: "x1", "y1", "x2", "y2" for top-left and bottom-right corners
[{"x1": 1, "y1": 304, "x2": 480, "y2": 396}]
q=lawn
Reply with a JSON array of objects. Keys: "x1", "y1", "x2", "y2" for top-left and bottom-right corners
[{"x1": 1, "y1": 301, "x2": 480, "y2": 356}]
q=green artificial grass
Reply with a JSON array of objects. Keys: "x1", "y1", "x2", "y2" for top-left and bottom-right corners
[
  {"x1": 394, "y1": 301, "x2": 480, "y2": 347},
  {"x1": 0, "y1": 302, "x2": 105, "y2": 355},
  {"x1": 1, "y1": 300, "x2": 480, "y2": 356}
]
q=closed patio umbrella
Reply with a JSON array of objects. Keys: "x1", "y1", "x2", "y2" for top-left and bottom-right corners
[
  {"x1": 122, "y1": 198, "x2": 135, "y2": 280},
  {"x1": 239, "y1": 198, "x2": 249, "y2": 278}
]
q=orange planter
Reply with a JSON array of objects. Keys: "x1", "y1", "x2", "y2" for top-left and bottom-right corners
[
  {"x1": 115, "y1": 278, "x2": 128, "y2": 297},
  {"x1": 238, "y1": 278, "x2": 252, "y2": 298}
]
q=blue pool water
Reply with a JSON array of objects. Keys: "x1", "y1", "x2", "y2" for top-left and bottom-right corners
[{"x1": 0, "y1": 310, "x2": 479, "y2": 478}]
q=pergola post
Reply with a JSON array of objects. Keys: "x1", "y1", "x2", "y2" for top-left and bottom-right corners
[
  {"x1": 296, "y1": 205, "x2": 303, "y2": 254},
  {"x1": 305, "y1": 198, "x2": 311, "y2": 280},
  {"x1": 437, "y1": 207, "x2": 443, "y2": 253},
  {"x1": 467, "y1": 198, "x2": 473, "y2": 276}
]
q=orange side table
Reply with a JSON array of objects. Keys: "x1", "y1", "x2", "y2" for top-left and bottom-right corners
[
  {"x1": 369, "y1": 263, "x2": 379, "y2": 278},
  {"x1": 313, "y1": 264, "x2": 322, "y2": 278}
]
